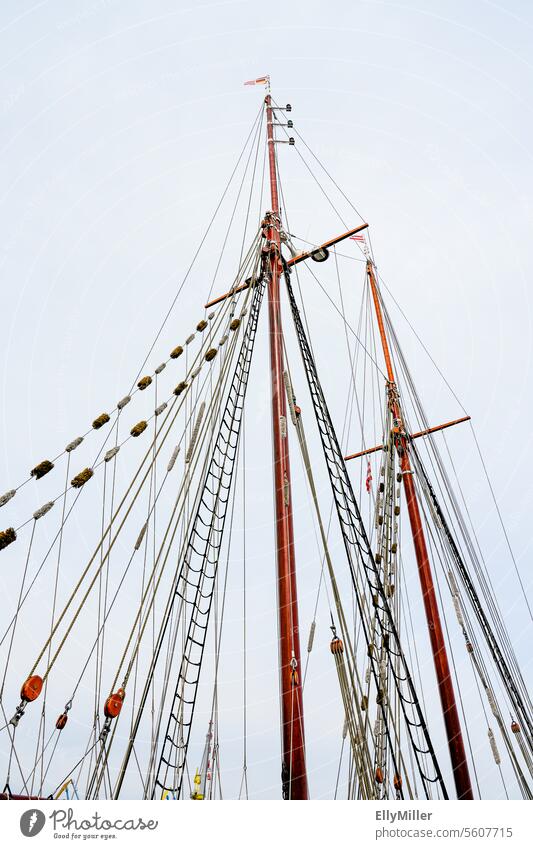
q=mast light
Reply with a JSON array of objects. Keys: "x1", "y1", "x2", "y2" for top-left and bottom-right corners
[{"x1": 311, "y1": 247, "x2": 329, "y2": 262}]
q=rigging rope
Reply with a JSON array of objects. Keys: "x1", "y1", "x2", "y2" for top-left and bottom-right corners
[
  {"x1": 151, "y1": 274, "x2": 266, "y2": 799},
  {"x1": 283, "y1": 261, "x2": 448, "y2": 800}
]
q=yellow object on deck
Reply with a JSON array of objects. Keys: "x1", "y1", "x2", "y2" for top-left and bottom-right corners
[
  {"x1": 191, "y1": 770, "x2": 204, "y2": 800},
  {"x1": 55, "y1": 778, "x2": 77, "y2": 800}
]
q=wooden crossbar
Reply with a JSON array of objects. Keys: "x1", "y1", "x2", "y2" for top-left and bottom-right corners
[
  {"x1": 204, "y1": 222, "x2": 369, "y2": 309},
  {"x1": 344, "y1": 415, "x2": 471, "y2": 461}
]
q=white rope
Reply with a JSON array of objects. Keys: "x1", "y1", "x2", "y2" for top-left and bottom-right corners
[
  {"x1": 185, "y1": 403, "x2": 205, "y2": 464},
  {"x1": 0, "y1": 490, "x2": 16, "y2": 508},
  {"x1": 283, "y1": 370, "x2": 297, "y2": 425},
  {"x1": 167, "y1": 446, "x2": 180, "y2": 472},
  {"x1": 104, "y1": 447, "x2": 120, "y2": 463},
  {"x1": 33, "y1": 502, "x2": 54, "y2": 521},
  {"x1": 488, "y1": 728, "x2": 501, "y2": 765},
  {"x1": 486, "y1": 686, "x2": 500, "y2": 719},
  {"x1": 65, "y1": 437, "x2": 83, "y2": 453},
  {"x1": 452, "y1": 594, "x2": 465, "y2": 628},
  {"x1": 134, "y1": 522, "x2": 148, "y2": 552},
  {"x1": 307, "y1": 621, "x2": 316, "y2": 653}
]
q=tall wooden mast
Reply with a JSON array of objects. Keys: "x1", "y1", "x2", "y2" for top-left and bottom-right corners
[
  {"x1": 366, "y1": 259, "x2": 473, "y2": 800},
  {"x1": 264, "y1": 90, "x2": 308, "y2": 800}
]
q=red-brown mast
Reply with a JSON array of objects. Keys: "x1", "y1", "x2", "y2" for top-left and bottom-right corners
[
  {"x1": 263, "y1": 89, "x2": 308, "y2": 800},
  {"x1": 366, "y1": 260, "x2": 473, "y2": 800}
]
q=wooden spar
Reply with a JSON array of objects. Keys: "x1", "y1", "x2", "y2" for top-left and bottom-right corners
[
  {"x1": 366, "y1": 260, "x2": 473, "y2": 800},
  {"x1": 264, "y1": 93, "x2": 308, "y2": 800},
  {"x1": 344, "y1": 416, "x2": 471, "y2": 461},
  {"x1": 204, "y1": 222, "x2": 369, "y2": 309},
  {"x1": 0, "y1": 794, "x2": 47, "y2": 800},
  {"x1": 287, "y1": 222, "x2": 368, "y2": 266},
  {"x1": 205, "y1": 280, "x2": 249, "y2": 309}
]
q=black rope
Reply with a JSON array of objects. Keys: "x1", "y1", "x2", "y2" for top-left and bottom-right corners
[
  {"x1": 411, "y1": 444, "x2": 533, "y2": 754},
  {"x1": 283, "y1": 260, "x2": 448, "y2": 800},
  {"x1": 149, "y1": 275, "x2": 266, "y2": 798}
]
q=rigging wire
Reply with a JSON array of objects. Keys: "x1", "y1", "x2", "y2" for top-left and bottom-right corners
[
  {"x1": 128, "y1": 101, "x2": 265, "y2": 391},
  {"x1": 373, "y1": 266, "x2": 532, "y2": 624},
  {"x1": 2, "y1": 92, "x2": 532, "y2": 804},
  {"x1": 238, "y1": 414, "x2": 249, "y2": 800},
  {"x1": 381, "y1": 293, "x2": 533, "y2": 738},
  {"x1": 284, "y1": 262, "x2": 448, "y2": 799}
]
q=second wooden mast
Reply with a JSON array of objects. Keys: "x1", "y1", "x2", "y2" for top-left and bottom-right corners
[
  {"x1": 264, "y1": 90, "x2": 308, "y2": 800},
  {"x1": 366, "y1": 259, "x2": 473, "y2": 800}
]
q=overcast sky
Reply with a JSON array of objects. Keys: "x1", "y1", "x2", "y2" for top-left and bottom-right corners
[{"x1": 0, "y1": 0, "x2": 532, "y2": 801}]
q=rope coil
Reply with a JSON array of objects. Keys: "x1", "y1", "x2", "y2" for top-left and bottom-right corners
[
  {"x1": 130, "y1": 421, "x2": 148, "y2": 438},
  {"x1": 31, "y1": 460, "x2": 54, "y2": 480},
  {"x1": 33, "y1": 502, "x2": 54, "y2": 521},
  {"x1": 71, "y1": 468, "x2": 94, "y2": 489},
  {"x1": 65, "y1": 437, "x2": 83, "y2": 453},
  {"x1": 0, "y1": 490, "x2": 16, "y2": 508},
  {"x1": 167, "y1": 445, "x2": 180, "y2": 472},
  {"x1": 185, "y1": 403, "x2": 206, "y2": 464},
  {"x1": 92, "y1": 413, "x2": 110, "y2": 430},
  {"x1": 174, "y1": 381, "x2": 188, "y2": 397},
  {"x1": 0, "y1": 527, "x2": 16, "y2": 550},
  {"x1": 307, "y1": 621, "x2": 316, "y2": 653},
  {"x1": 488, "y1": 728, "x2": 501, "y2": 765},
  {"x1": 134, "y1": 522, "x2": 148, "y2": 551}
]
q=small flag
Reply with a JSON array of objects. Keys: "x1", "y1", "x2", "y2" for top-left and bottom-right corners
[
  {"x1": 366, "y1": 461, "x2": 373, "y2": 493},
  {"x1": 244, "y1": 76, "x2": 270, "y2": 86},
  {"x1": 350, "y1": 234, "x2": 366, "y2": 242}
]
